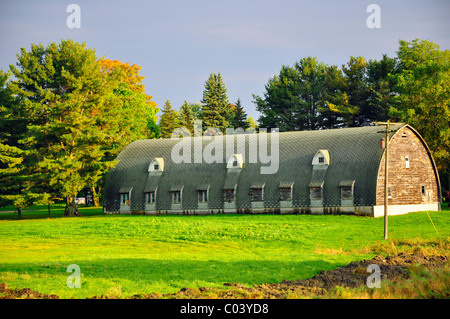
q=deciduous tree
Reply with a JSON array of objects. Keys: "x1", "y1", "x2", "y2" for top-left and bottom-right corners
[{"x1": 389, "y1": 39, "x2": 450, "y2": 191}]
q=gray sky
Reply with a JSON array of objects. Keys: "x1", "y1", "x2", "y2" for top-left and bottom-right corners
[{"x1": 1, "y1": 0, "x2": 449, "y2": 120}]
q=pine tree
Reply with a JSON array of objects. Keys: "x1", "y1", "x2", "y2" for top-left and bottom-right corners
[
  {"x1": 200, "y1": 73, "x2": 230, "y2": 133},
  {"x1": 2, "y1": 40, "x2": 158, "y2": 215},
  {"x1": 159, "y1": 100, "x2": 180, "y2": 138},
  {"x1": 230, "y1": 99, "x2": 249, "y2": 129},
  {"x1": 179, "y1": 100, "x2": 195, "y2": 134},
  {"x1": 254, "y1": 57, "x2": 328, "y2": 131},
  {"x1": 0, "y1": 70, "x2": 51, "y2": 216},
  {"x1": 189, "y1": 102, "x2": 202, "y2": 119},
  {"x1": 314, "y1": 65, "x2": 342, "y2": 129},
  {"x1": 6, "y1": 40, "x2": 135, "y2": 215}
]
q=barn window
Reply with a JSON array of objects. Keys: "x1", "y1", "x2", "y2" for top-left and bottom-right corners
[
  {"x1": 339, "y1": 181, "x2": 355, "y2": 200},
  {"x1": 118, "y1": 187, "x2": 132, "y2": 206},
  {"x1": 340, "y1": 186, "x2": 353, "y2": 199},
  {"x1": 312, "y1": 150, "x2": 330, "y2": 165},
  {"x1": 198, "y1": 190, "x2": 208, "y2": 203},
  {"x1": 251, "y1": 188, "x2": 263, "y2": 201},
  {"x1": 250, "y1": 183, "x2": 264, "y2": 201},
  {"x1": 148, "y1": 158, "x2": 164, "y2": 172},
  {"x1": 224, "y1": 189, "x2": 235, "y2": 202},
  {"x1": 250, "y1": 183, "x2": 264, "y2": 202},
  {"x1": 171, "y1": 191, "x2": 181, "y2": 204},
  {"x1": 170, "y1": 186, "x2": 183, "y2": 204},
  {"x1": 196, "y1": 185, "x2": 209, "y2": 203},
  {"x1": 120, "y1": 193, "x2": 129, "y2": 206},
  {"x1": 227, "y1": 154, "x2": 244, "y2": 169},
  {"x1": 146, "y1": 191, "x2": 155, "y2": 204},
  {"x1": 421, "y1": 186, "x2": 426, "y2": 195},
  {"x1": 310, "y1": 187, "x2": 322, "y2": 200},
  {"x1": 405, "y1": 156, "x2": 410, "y2": 168},
  {"x1": 279, "y1": 182, "x2": 294, "y2": 201},
  {"x1": 279, "y1": 188, "x2": 292, "y2": 201}
]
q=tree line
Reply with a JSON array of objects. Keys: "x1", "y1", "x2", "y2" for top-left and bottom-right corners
[
  {"x1": 158, "y1": 73, "x2": 257, "y2": 138},
  {"x1": 0, "y1": 40, "x2": 159, "y2": 216},
  {"x1": 254, "y1": 39, "x2": 449, "y2": 193},
  {"x1": 0, "y1": 38, "x2": 448, "y2": 217}
]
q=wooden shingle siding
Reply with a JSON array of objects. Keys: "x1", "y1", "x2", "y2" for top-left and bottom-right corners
[{"x1": 376, "y1": 126, "x2": 439, "y2": 206}]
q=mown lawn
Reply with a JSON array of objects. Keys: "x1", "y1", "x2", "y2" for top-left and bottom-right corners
[{"x1": 0, "y1": 204, "x2": 448, "y2": 298}]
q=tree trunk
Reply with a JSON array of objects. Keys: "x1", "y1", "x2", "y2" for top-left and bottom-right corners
[
  {"x1": 447, "y1": 163, "x2": 450, "y2": 193},
  {"x1": 17, "y1": 207, "x2": 22, "y2": 219},
  {"x1": 90, "y1": 186, "x2": 100, "y2": 207},
  {"x1": 64, "y1": 196, "x2": 80, "y2": 217},
  {"x1": 48, "y1": 203, "x2": 51, "y2": 218}
]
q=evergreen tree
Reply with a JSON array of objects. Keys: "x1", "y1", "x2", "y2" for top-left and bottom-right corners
[
  {"x1": 341, "y1": 56, "x2": 371, "y2": 127},
  {"x1": 254, "y1": 57, "x2": 328, "y2": 131},
  {"x1": 189, "y1": 102, "x2": 202, "y2": 119},
  {"x1": 326, "y1": 57, "x2": 370, "y2": 127},
  {"x1": 200, "y1": 73, "x2": 230, "y2": 133},
  {"x1": 0, "y1": 69, "x2": 53, "y2": 216},
  {"x1": 320, "y1": 65, "x2": 346, "y2": 129},
  {"x1": 229, "y1": 99, "x2": 249, "y2": 129},
  {"x1": 179, "y1": 100, "x2": 195, "y2": 134},
  {"x1": 325, "y1": 55, "x2": 397, "y2": 127},
  {"x1": 159, "y1": 100, "x2": 180, "y2": 138},
  {"x1": 5, "y1": 40, "x2": 150, "y2": 215},
  {"x1": 365, "y1": 54, "x2": 398, "y2": 123}
]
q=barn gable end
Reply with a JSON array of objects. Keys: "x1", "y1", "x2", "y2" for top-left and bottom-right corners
[{"x1": 374, "y1": 125, "x2": 441, "y2": 217}]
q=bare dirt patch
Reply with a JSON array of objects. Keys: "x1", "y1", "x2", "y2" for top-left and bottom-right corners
[
  {"x1": 130, "y1": 251, "x2": 448, "y2": 299},
  {"x1": 0, "y1": 283, "x2": 59, "y2": 299}
]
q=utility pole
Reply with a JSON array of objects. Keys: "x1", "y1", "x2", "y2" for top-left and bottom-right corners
[{"x1": 373, "y1": 121, "x2": 403, "y2": 240}]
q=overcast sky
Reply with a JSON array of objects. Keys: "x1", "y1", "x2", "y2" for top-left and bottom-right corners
[{"x1": 1, "y1": 0, "x2": 449, "y2": 120}]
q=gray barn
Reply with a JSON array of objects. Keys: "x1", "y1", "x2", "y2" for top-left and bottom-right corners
[{"x1": 103, "y1": 124, "x2": 441, "y2": 217}]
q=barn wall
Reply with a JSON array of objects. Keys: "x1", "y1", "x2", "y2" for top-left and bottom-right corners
[{"x1": 376, "y1": 126, "x2": 439, "y2": 207}]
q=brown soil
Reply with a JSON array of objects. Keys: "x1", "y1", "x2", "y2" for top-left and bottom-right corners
[
  {"x1": 0, "y1": 283, "x2": 59, "y2": 299},
  {"x1": 130, "y1": 252, "x2": 447, "y2": 299},
  {"x1": 1, "y1": 252, "x2": 447, "y2": 299}
]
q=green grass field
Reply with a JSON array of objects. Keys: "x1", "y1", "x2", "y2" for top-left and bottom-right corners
[{"x1": 0, "y1": 203, "x2": 448, "y2": 298}]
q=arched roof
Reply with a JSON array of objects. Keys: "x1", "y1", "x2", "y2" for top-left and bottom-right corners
[{"x1": 104, "y1": 124, "x2": 411, "y2": 212}]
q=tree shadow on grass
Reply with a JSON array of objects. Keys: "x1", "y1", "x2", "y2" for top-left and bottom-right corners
[
  {"x1": 0, "y1": 258, "x2": 342, "y2": 297},
  {"x1": 0, "y1": 207, "x2": 104, "y2": 221}
]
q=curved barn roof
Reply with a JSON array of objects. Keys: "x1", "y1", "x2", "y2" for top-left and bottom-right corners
[{"x1": 104, "y1": 124, "x2": 406, "y2": 212}]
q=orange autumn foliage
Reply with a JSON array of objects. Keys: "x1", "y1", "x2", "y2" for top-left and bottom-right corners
[{"x1": 100, "y1": 59, "x2": 157, "y2": 108}]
